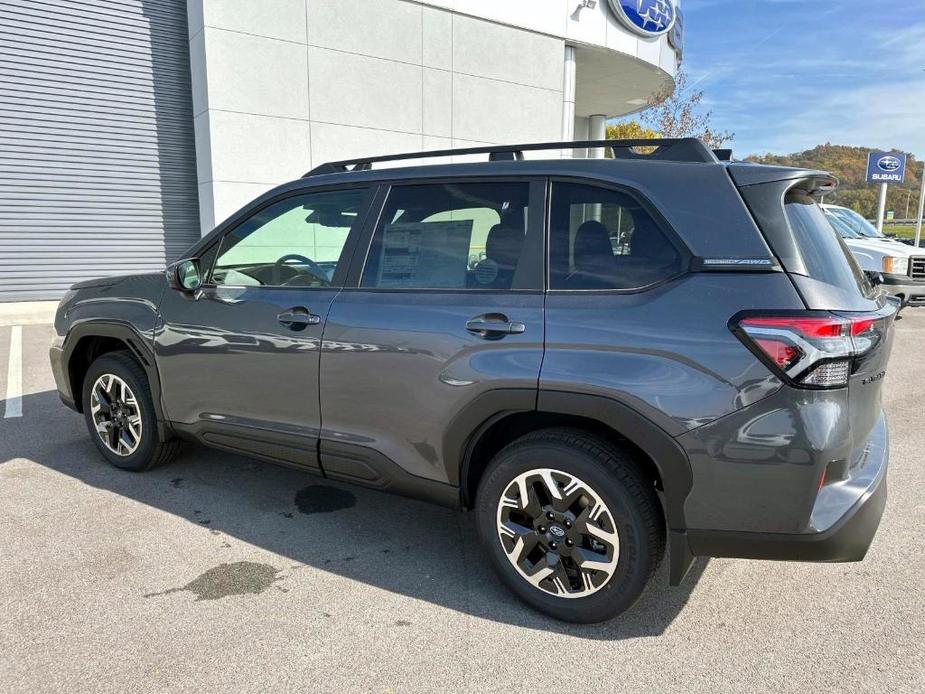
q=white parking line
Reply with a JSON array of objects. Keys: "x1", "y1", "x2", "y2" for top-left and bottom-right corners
[{"x1": 4, "y1": 325, "x2": 22, "y2": 418}]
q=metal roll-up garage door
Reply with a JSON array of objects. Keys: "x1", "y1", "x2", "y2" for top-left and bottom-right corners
[{"x1": 0, "y1": 0, "x2": 200, "y2": 301}]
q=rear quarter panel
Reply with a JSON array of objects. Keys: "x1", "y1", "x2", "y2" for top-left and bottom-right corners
[{"x1": 540, "y1": 272, "x2": 804, "y2": 434}]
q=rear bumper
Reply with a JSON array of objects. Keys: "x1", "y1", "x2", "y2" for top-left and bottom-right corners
[
  {"x1": 686, "y1": 472, "x2": 886, "y2": 563},
  {"x1": 684, "y1": 412, "x2": 889, "y2": 564}
]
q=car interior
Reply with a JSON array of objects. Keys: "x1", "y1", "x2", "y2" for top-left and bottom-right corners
[
  {"x1": 203, "y1": 182, "x2": 684, "y2": 293},
  {"x1": 550, "y1": 185, "x2": 683, "y2": 290},
  {"x1": 361, "y1": 183, "x2": 530, "y2": 290},
  {"x1": 208, "y1": 194, "x2": 364, "y2": 288}
]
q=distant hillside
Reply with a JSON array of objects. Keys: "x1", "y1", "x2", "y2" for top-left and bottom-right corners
[{"x1": 746, "y1": 144, "x2": 921, "y2": 220}]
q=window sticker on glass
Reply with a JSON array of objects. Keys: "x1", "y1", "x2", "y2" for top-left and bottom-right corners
[{"x1": 375, "y1": 220, "x2": 474, "y2": 288}]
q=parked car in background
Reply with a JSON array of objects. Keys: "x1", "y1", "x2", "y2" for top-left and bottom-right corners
[
  {"x1": 822, "y1": 204, "x2": 925, "y2": 307},
  {"x1": 823, "y1": 203, "x2": 921, "y2": 247},
  {"x1": 51, "y1": 139, "x2": 896, "y2": 623}
]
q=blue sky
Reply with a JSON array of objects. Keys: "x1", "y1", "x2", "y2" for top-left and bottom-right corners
[{"x1": 679, "y1": 0, "x2": 925, "y2": 157}]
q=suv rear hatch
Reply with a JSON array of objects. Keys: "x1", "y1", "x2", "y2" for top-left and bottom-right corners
[{"x1": 731, "y1": 163, "x2": 897, "y2": 469}]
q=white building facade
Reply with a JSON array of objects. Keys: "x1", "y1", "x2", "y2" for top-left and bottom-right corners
[
  {"x1": 189, "y1": 0, "x2": 682, "y2": 231},
  {"x1": 0, "y1": 0, "x2": 680, "y2": 300}
]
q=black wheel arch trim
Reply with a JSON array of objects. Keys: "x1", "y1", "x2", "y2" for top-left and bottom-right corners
[
  {"x1": 446, "y1": 388, "x2": 538, "y2": 489},
  {"x1": 62, "y1": 320, "x2": 169, "y2": 432},
  {"x1": 534, "y1": 390, "x2": 693, "y2": 530},
  {"x1": 452, "y1": 388, "x2": 693, "y2": 528}
]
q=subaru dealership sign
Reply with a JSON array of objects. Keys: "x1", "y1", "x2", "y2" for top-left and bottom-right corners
[
  {"x1": 866, "y1": 151, "x2": 906, "y2": 183},
  {"x1": 607, "y1": 0, "x2": 676, "y2": 37}
]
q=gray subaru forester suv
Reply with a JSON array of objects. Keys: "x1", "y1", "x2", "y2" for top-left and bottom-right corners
[{"x1": 50, "y1": 139, "x2": 895, "y2": 623}]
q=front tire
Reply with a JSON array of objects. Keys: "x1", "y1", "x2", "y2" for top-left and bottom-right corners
[
  {"x1": 475, "y1": 428, "x2": 665, "y2": 623},
  {"x1": 81, "y1": 351, "x2": 179, "y2": 472}
]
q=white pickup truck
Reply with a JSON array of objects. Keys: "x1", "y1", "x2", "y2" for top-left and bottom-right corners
[{"x1": 821, "y1": 203, "x2": 924, "y2": 308}]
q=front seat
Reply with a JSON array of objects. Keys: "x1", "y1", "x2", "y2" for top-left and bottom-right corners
[
  {"x1": 568, "y1": 220, "x2": 616, "y2": 288},
  {"x1": 475, "y1": 224, "x2": 523, "y2": 288}
]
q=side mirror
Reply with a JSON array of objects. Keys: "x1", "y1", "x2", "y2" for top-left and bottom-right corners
[{"x1": 167, "y1": 259, "x2": 202, "y2": 292}]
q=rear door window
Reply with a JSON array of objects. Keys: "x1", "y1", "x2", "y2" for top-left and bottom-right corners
[
  {"x1": 361, "y1": 182, "x2": 532, "y2": 290},
  {"x1": 785, "y1": 193, "x2": 871, "y2": 294}
]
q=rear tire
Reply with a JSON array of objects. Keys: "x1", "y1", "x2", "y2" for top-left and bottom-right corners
[
  {"x1": 81, "y1": 351, "x2": 180, "y2": 472},
  {"x1": 475, "y1": 428, "x2": 664, "y2": 623}
]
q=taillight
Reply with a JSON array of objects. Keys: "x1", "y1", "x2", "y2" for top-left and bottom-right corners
[{"x1": 732, "y1": 312, "x2": 882, "y2": 389}]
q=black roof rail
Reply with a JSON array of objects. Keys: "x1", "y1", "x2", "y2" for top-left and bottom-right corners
[
  {"x1": 303, "y1": 138, "x2": 718, "y2": 176},
  {"x1": 713, "y1": 148, "x2": 733, "y2": 161}
]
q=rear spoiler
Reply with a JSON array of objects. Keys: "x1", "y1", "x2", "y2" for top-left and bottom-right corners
[{"x1": 727, "y1": 163, "x2": 837, "y2": 193}]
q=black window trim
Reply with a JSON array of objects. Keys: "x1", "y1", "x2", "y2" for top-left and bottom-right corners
[
  {"x1": 193, "y1": 183, "x2": 378, "y2": 291},
  {"x1": 544, "y1": 175, "x2": 693, "y2": 295},
  {"x1": 343, "y1": 176, "x2": 547, "y2": 293}
]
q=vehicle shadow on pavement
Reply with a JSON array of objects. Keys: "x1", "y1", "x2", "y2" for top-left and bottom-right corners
[{"x1": 2, "y1": 390, "x2": 708, "y2": 641}]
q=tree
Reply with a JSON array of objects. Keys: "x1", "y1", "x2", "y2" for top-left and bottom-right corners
[
  {"x1": 605, "y1": 121, "x2": 659, "y2": 141},
  {"x1": 609, "y1": 68, "x2": 734, "y2": 148}
]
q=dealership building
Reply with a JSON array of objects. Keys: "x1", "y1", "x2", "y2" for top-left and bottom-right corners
[{"x1": 0, "y1": 0, "x2": 681, "y2": 301}]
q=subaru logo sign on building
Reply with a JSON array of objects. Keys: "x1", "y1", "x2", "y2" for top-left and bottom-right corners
[
  {"x1": 866, "y1": 151, "x2": 907, "y2": 183},
  {"x1": 607, "y1": 0, "x2": 676, "y2": 37}
]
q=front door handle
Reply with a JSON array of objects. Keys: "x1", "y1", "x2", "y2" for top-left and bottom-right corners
[
  {"x1": 465, "y1": 315, "x2": 526, "y2": 338},
  {"x1": 277, "y1": 307, "x2": 321, "y2": 328}
]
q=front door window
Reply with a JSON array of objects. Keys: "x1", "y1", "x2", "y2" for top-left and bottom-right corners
[{"x1": 211, "y1": 188, "x2": 369, "y2": 288}]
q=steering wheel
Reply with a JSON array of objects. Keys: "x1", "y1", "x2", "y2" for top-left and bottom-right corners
[{"x1": 273, "y1": 254, "x2": 330, "y2": 286}]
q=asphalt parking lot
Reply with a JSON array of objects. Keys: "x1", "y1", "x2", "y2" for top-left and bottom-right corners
[{"x1": 1, "y1": 310, "x2": 923, "y2": 693}]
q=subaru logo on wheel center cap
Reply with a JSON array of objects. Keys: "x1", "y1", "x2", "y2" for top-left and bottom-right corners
[
  {"x1": 607, "y1": 0, "x2": 676, "y2": 38},
  {"x1": 878, "y1": 156, "x2": 902, "y2": 172},
  {"x1": 548, "y1": 525, "x2": 566, "y2": 538}
]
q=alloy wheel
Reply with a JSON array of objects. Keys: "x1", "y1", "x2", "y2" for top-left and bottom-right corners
[
  {"x1": 496, "y1": 468, "x2": 620, "y2": 598},
  {"x1": 90, "y1": 373, "x2": 143, "y2": 457}
]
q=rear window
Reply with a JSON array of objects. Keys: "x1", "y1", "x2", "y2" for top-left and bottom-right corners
[{"x1": 784, "y1": 193, "x2": 871, "y2": 295}]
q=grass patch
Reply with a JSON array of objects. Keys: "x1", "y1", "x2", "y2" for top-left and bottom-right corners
[{"x1": 882, "y1": 224, "x2": 920, "y2": 239}]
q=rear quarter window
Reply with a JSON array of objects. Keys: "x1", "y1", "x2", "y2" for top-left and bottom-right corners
[
  {"x1": 784, "y1": 193, "x2": 872, "y2": 295},
  {"x1": 548, "y1": 182, "x2": 684, "y2": 290}
]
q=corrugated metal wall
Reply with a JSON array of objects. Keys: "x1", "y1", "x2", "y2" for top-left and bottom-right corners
[{"x1": 0, "y1": 0, "x2": 200, "y2": 301}]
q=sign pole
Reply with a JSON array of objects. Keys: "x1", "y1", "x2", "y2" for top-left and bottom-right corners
[
  {"x1": 876, "y1": 182, "x2": 888, "y2": 233},
  {"x1": 915, "y1": 161, "x2": 925, "y2": 248}
]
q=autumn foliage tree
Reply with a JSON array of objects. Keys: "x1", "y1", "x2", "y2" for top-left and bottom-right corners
[
  {"x1": 607, "y1": 69, "x2": 734, "y2": 148},
  {"x1": 605, "y1": 121, "x2": 659, "y2": 141},
  {"x1": 642, "y1": 70, "x2": 734, "y2": 148}
]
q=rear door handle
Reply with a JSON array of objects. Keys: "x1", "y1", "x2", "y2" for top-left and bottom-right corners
[
  {"x1": 465, "y1": 316, "x2": 526, "y2": 338},
  {"x1": 277, "y1": 307, "x2": 321, "y2": 328}
]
